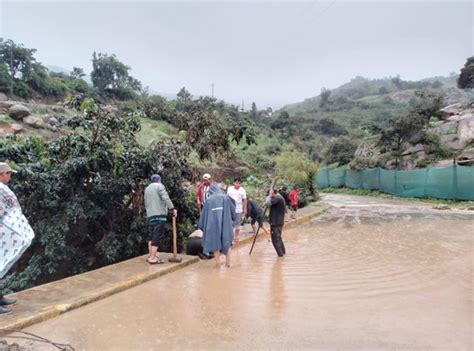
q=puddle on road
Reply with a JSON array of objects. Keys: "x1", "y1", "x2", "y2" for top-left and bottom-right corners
[{"x1": 12, "y1": 206, "x2": 474, "y2": 350}]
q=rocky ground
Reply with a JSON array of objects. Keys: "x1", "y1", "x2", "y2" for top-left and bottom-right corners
[{"x1": 0, "y1": 92, "x2": 71, "y2": 140}]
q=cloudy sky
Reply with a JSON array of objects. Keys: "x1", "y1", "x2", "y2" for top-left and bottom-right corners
[{"x1": 1, "y1": 0, "x2": 472, "y2": 108}]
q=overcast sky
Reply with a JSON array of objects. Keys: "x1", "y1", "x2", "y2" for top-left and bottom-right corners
[{"x1": 1, "y1": 1, "x2": 472, "y2": 108}]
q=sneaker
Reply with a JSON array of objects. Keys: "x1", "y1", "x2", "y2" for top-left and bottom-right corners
[
  {"x1": 0, "y1": 297, "x2": 16, "y2": 306},
  {"x1": 0, "y1": 305, "x2": 12, "y2": 314}
]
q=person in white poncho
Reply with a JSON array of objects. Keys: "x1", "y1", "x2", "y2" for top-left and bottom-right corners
[{"x1": 0, "y1": 162, "x2": 35, "y2": 314}]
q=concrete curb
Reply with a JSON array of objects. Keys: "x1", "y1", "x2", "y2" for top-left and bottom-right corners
[{"x1": 0, "y1": 254, "x2": 198, "y2": 332}]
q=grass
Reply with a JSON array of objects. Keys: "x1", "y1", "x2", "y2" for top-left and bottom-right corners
[
  {"x1": 321, "y1": 187, "x2": 474, "y2": 208},
  {"x1": 136, "y1": 118, "x2": 176, "y2": 147},
  {"x1": 0, "y1": 114, "x2": 16, "y2": 123}
]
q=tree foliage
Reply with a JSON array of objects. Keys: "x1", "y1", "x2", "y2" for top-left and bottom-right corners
[
  {"x1": 0, "y1": 38, "x2": 91, "y2": 98},
  {"x1": 458, "y1": 56, "x2": 474, "y2": 89},
  {"x1": 323, "y1": 136, "x2": 358, "y2": 165},
  {"x1": 374, "y1": 91, "x2": 443, "y2": 154},
  {"x1": 275, "y1": 150, "x2": 318, "y2": 191},
  {"x1": 0, "y1": 97, "x2": 194, "y2": 291},
  {"x1": 314, "y1": 117, "x2": 347, "y2": 136},
  {"x1": 171, "y1": 93, "x2": 257, "y2": 160},
  {"x1": 319, "y1": 88, "x2": 331, "y2": 108},
  {"x1": 91, "y1": 52, "x2": 142, "y2": 100}
]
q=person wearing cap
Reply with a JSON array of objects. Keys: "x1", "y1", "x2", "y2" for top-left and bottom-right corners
[
  {"x1": 196, "y1": 173, "x2": 212, "y2": 215},
  {"x1": 0, "y1": 162, "x2": 35, "y2": 314},
  {"x1": 144, "y1": 174, "x2": 177, "y2": 264}
]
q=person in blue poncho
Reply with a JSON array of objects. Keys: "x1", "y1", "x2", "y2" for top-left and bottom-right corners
[{"x1": 198, "y1": 182, "x2": 236, "y2": 268}]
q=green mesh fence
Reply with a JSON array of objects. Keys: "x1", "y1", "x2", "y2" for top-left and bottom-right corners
[{"x1": 315, "y1": 166, "x2": 474, "y2": 201}]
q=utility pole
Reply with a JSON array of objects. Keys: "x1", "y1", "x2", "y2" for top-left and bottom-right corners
[
  {"x1": 241, "y1": 99, "x2": 244, "y2": 112},
  {"x1": 210, "y1": 82, "x2": 214, "y2": 97}
]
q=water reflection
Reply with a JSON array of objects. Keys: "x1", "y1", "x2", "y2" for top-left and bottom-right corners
[{"x1": 268, "y1": 260, "x2": 286, "y2": 318}]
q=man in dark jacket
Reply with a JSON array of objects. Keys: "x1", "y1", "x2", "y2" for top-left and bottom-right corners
[{"x1": 265, "y1": 188, "x2": 287, "y2": 257}]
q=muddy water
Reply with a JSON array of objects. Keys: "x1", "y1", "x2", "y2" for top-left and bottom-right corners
[{"x1": 13, "y1": 202, "x2": 474, "y2": 350}]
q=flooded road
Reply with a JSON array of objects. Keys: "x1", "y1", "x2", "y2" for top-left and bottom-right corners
[{"x1": 11, "y1": 194, "x2": 474, "y2": 350}]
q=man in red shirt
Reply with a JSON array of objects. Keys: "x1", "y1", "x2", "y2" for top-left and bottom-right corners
[{"x1": 288, "y1": 186, "x2": 298, "y2": 219}]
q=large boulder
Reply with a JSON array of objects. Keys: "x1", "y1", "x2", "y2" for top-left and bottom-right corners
[
  {"x1": 458, "y1": 116, "x2": 474, "y2": 147},
  {"x1": 432, "y1": 121, "x2": 459, "y2": 135},
  {"x1": 0, "y1": 93, "x2": 7, "y2": 102},
  {"x1": 22, "y1": 115, "x2": 45, "y2": 129},
  {"x1": 438, "y1": 134, "x2": 465, "y2": 150},
  {"x1": 440, "y1": 103, "x2": 461, "y2": 117},
  {"x1": 0, "y1": 101, "x2": 16, "y2": 113},
  {"x1": 51, "y1": 105, "x2": 67, "y2": 114},
  {"x1": 457, "y1": 148, "x2": 474, "y2": 166},
  {"x1": 402, "y1": 143, "x2": 424, "y2": 156},
  {"x1": 9, "y1": 104, "x2": 30, "y2": 120}
]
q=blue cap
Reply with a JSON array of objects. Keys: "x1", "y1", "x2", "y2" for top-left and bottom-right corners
[{"x1": 150, "y1": 174, "x2": 161, "y2": 182}]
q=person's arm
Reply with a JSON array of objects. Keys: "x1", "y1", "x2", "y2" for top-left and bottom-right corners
[
  {"x1": 158, "y1": 184, "x2": 176, "y2": 216},
  {"x1": 196, "y1": 186, "x2": 202, "y2": 213}
]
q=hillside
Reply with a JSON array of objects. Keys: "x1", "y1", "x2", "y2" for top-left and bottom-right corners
[{"x1": 265, "y1": 75, "x2": 474, "y2": 165}]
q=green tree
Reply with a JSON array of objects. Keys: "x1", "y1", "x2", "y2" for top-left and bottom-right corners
[
  {"x1": 315, "y1": 117, "x2": 347, "y2": 136},
  {"x1": 0, "y1": 62, "x2": 12, "y2": 94},
  {"x1": 275, "y1": 150, "x2": 318, "y2": 193},
  {"x1": 250, "y1": 102, "x2": 258, "y2": 121},
  {"x1": 458, "y1": 56, "x2": 474, "y2": 89},
  {"x1": 323, "y1": 136, "x2": 358, "y2": 165},
  {"x1": 0, "y1": 38, "x2": 37, "y2": 82},
  {"x1": 71, "y1": 67, "x2": 86, "y2": 79},
  {"x1": 172, "y1": 95, "x2": 256, "y2": 159},
  {"x1": 319, "y1": 88, "x2": 331, "y2": 108},
  {"x1": 91, "y1": 52, "x2": 142, "y2": 99}
]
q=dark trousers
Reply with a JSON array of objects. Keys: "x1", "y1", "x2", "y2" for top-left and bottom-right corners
[{"x1": 270, "y1": 224, "x2": 286, "y2": 257}]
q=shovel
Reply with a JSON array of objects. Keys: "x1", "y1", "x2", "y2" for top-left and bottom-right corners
[{"x1": 168, "y1": 216, "x2": 182, "y2": 263}]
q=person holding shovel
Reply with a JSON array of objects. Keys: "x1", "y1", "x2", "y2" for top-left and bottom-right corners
[
  {"x1": 266, "y1": 188, "x2": 286, "y2": 257},
  {"x1": 144, "y1": 174, "x2": 177, "y2": 264},
  {"x1": 199, "y1": 182, "x2": 235, "y2": 268}
]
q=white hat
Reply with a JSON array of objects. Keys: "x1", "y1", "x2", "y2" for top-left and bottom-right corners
[
  {"x1": 0, "y1": 162, "x2": 17, "y2": 174},
  {"x1": 202, "y1": 173, "x2": 211, "y2": 180}
]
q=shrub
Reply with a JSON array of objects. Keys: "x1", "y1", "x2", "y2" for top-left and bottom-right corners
[
  {"x1": 323, "y1": 136, "x2": 358, "y2": 165},
  {"x1": 0, "y1": 98, "x2": 195, "y2": 291},
  {"x1": 13, "y1": 81, "x2": 32, "y2": 98}
]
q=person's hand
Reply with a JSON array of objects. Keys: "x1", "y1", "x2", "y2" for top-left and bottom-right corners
[{"x1": 172, "y1": 209, "x2": 178, "y2": 217}]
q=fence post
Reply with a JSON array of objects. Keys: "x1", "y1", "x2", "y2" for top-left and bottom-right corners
[
  {"x1": 423, "y1": 167, "x2": 429, "y2": 197},
  {"x1": 326, "y1": 169, "x2": 330, "y2": 188},
  {"x1": 453, "y1": 165, "x2": 458, "y2": 200},
  {"x1": 377, "y1": 167, "x2": 381, "y2": 191},
  {"x1": 394, "y1": 169, "x2": 398, "y2": 195}
]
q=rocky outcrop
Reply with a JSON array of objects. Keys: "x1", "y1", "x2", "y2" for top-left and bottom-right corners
[
  {"x1": 353, "y1": 104, "x2": 474, "y2": 170},
  {"x1": 0, "y1": 101, "x2": 16, "y2": 113},
  {"x1": 440, "y1": 103, "x2": 461, "y2": 117},
  {"x1": 458, "y1": 116, "x2": 474, "y2": 145},
  {"x1": 0, "y1": 93, "x2": 7, "y2": 102},
  {"x1": 457, "y1": 148, "x2": 474, "y2": 166},
  {"x1": 9, "y1": 104, "x2": 30, "y2": 120}
]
